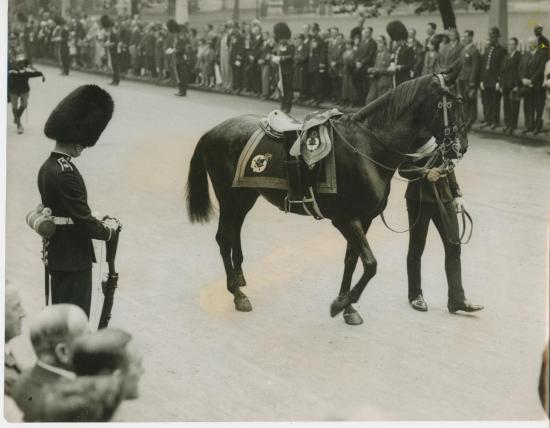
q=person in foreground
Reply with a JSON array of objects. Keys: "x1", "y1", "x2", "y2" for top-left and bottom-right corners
[
  {"x1": 12, "y1": 304, "x2": 90, "y2": 421},
  {"x1": 38, "y1": 84, "x2": 119, "y2": 316},
  {"x1": 4, "y1": 284, "x2": 26, "y2": 421},
  {"x1": 398, "y1": 140, "x2": 484, "y2": 314}
]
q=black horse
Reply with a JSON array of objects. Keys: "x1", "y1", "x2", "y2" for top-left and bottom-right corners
[{"x1": 186, "y1": 73, "x2": 468, "y2": 325}]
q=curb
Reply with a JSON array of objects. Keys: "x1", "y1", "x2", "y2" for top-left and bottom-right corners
[{"x1": 35, "y1": 59, "x2": 549, "y2": 146}]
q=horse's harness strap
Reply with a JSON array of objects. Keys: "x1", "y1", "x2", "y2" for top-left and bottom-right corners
[{"x1": 285, "y1": 186, "x2": 325, "y2": 220}]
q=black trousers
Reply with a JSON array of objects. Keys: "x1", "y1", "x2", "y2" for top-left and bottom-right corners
[
  {"x1": 50, "y1": 269, "x2": 92, "y2": 317},
  {"x1": 406, "y1": 199, "x2": 465, "y2": 303},
  {"x1": 280, "y1": 71, "x2": 293, "y2": 113},
  {"x1": 457, "y1": 80, "x2": 478, "y2": 127},
  {"x1": 502, "y1": 87, "x2": 520, "y2": 130},
  {"x1": 232, "y1": 64, "x2": 243, "y2": 91},
  {"x1": 175, "y1": 62, "x2": 188, "y2": 95},
  {"x1": 524, "y1": 87, "x2": 546, "y2": 132},
  {"x1": 482, "y1": 86, "x2": 501, "y2": 125},
  {"x1": 110, "y1": 50, "x2": 120, "y2": 84}
]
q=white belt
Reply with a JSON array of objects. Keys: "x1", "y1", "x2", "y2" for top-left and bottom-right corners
[{"x1": 53, "y1": 217, "x2": 74, "y2": 225}]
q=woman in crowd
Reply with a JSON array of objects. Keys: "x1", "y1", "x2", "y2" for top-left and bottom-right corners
[
  {"x1": 422, "y1": 38, "x2": 440, "y2": 76},
  {"x1": 366, "y1": 34, "x2": 392, "y2": 104}
]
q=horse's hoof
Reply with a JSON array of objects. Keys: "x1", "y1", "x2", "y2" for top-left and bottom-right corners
[
  {"x1": 343, "y1": 307, "x2": 363, "y2": 325},
  {"x1": 234, "y1": 295, "x2": 252, "y2": 312},
  {"x1": 330, "y1": 296, "x2": 349, "y2": 318}
]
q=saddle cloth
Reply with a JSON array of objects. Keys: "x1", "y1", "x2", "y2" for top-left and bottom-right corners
[{"x1": 232, "y1": 127, "x2": 337, "y2": 194}]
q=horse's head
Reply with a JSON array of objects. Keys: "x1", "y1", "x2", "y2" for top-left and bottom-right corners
[{"x1": 418, "y1": 71, "x2": 469, "y2": 164}]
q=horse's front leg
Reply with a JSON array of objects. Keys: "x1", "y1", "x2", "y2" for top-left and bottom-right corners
[{"x1": 331, "y1": 218, "x2": 377, "y2": 323}]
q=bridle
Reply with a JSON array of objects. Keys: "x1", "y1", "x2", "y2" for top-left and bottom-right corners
[{"x1": 433, "y1": 73, "x2": 467, "y2": 172}]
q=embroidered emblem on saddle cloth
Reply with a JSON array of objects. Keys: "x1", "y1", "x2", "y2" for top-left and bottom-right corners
[{"x1": 232, "y1": 128, "x2": 337, "y2": 194}]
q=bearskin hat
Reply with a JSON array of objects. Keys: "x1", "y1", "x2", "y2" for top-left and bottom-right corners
[
  {"x1": 386, "y1": 20, "x2": 408, "y2": 42},
  {"x1": 100, "y1": 14, "x2": 114, "y2": 29},
  {"x1": 166, "y1": 19, "x2": 180, "y2": 33},
  {"x1": 273, "y1": 22, "x2": 291, "y2": 42},
  {"x1": 44, "y1": 85, "x2": 114, "y2": 148}
]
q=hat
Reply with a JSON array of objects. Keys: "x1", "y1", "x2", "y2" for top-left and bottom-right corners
[
  {"x1": 100, "y1": 14, "x2": 114, "y2": 29},
  {"x1": 311, "y1": 22, "x2": 320, "y2": 32},
  {"x1": 273, "y1": 22, "x2": 291, "y2": 42},
  {"x1": 489, "y1": 26, "x2": 500, "y2": 37},
  {"x1": 386, "y1": 20, "x2": 408, "y2": 42},
  {"x1": 53, "y1": 15, "x2": 66, "y2": 26},
  {"x1": 166, "y1": 19, "x2": 180, "y2": 33},
  {"x1": 44, "y1": 85, "x2": 114, "y2": 147}
]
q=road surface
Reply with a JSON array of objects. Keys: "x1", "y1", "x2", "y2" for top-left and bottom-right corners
[{"x1": 5, "y1": 66, "x2": 549, "y2": 422}]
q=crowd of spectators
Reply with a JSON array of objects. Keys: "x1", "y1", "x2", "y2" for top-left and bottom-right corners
[
  {"x1": 4, "y1": 288, "x2": 144, "y2": 422},
  {"x1": 8, "y1": 10, "x2": 550, "y2": 135}
]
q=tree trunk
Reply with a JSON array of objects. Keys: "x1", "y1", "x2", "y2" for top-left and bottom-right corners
[
  {"x1": 233, "y1": 0, "x2": 240, "y2": 21},
  {"x1": 437, "y1": 0, "x2": 457, "y2": 30}
]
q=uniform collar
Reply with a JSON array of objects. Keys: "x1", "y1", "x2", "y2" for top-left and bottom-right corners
[
  {"x1": 51, "y1": 151, "x2": 72, "y2": 162},
  {"x1": 36, "y1": 360, "x2": 76, "y2": 380}
]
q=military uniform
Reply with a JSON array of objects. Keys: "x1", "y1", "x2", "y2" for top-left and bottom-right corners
[
  {"x1": 39, "y1": 84, "x2": 115, "y2": 317},
  {"x1": 38, "y1": 153, "x2": 112, "y2": 315},
  {"x1": 500, "y1": 49, "x2": 522, "y2": 131},
  {"x1": 174, "y1": 30, "x2": 191, "y2": 96},
  {"x1": 275, "y1": 41, "x2": 295, "y2": 113}
]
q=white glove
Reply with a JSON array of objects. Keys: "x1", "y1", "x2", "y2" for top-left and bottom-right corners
[
  {"x1": 165, "y1": 48, "x2": 174, "y2": 55},
  {"x1": 271, "y1": 55, "x2": 280, "y2": 64},
  {"x1": 453, "y1": 197, "x2": 466, "y2": 213},
  {"x1": 480, "y1": 82, "x2": 485, "y2": 91}
]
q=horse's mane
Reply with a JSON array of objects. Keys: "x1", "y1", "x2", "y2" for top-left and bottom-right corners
[{"x1": 353, "y1": 75, "x2": 433, "y2": 128}]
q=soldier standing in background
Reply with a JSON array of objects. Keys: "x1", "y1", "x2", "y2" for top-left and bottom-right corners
[
  {"x1": 101, "y1": 15, "x2": 120, "y2": 85},
  {"x1": 174, "y1": 23, "x2": 191, "y2": 97},
  {"x1": 387, "y1": 20, "x2": 415, "y2": 87},
  {"x1": 480, "y1": 27, "x2": 506, "y2": 129},
  {"x1": 272, "y1": 22, "x2": 295, "y2": 113},
  {"x1": 457, "y1": 30, "x2": 480, "y2": 130}
]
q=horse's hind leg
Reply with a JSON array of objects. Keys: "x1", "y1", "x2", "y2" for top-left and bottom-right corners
[
  {"x1": 216, "y1": 190, "x2": 258, "y2": 312},
  {"x1": 231, "y1": 191, "x2": 259, "y2": 289}
]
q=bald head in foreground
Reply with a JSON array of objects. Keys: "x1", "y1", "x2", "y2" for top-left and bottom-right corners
[{"x1": 12, "y1": 304, "x2": 89, "y2": 421}]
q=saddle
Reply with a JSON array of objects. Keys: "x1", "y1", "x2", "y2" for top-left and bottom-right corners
[{"x1": 261, "y1": 108, "x2": 344, "y2": 219}]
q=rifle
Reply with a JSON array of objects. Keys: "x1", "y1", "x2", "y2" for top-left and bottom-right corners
[{"x1": 98, "y1": 217, "x2": 122, "y2": 329}]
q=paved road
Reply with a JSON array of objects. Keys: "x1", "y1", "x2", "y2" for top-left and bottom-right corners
[{"x1": 5, "y1": 66, "x2": 549, "y2": 422}]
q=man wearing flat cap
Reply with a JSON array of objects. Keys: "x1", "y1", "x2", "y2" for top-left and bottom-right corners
[{"x1": 37, "y1": 85, "x2": 119, "y2": 317}]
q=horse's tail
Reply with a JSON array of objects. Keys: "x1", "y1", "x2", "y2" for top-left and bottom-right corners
[{"x1": 186, "y1": 138, "x2": 213, "y2": 223}]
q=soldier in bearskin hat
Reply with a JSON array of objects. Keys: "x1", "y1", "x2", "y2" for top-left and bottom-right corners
[
  {"x1": 166, "y1": 19, "x2": 191, "y2": 97},
  {"x1": 101, "y1": 15, "x2": 120, "y2": 85},
  {"x1": 272, "y1": 22, "x2": 294, "y2": 113},
  {"x1": 386, "y1": 20, "x2": 415, "y2": 86},
  {"x1": 37, "y1": 85, "x2": 120, "y2": 316}
]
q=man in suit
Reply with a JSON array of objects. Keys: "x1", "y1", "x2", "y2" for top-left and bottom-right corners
[
  {"x1": 5, "y1": 285, "x2": 25, "y2": 398},
  {"x1": 72, "y1": 328, "x2": 144, "y2": 400},
  {"x1": 424, "y1": 22, "x2": 437, "y2": 51},
  {"x1": 307, "y1": 23, "x2": 327, "y2": 107},
  {"x1": 229, "y1": 28, "x2": 244, "y2": 94},
  {"x1": 457, "y1": 30, "x2": 481, "y2": 129},
  {"x1": 500, "y1": 37, "x2": 522, "y2": 133},
  {"x1": 387, "y1": 20, "x2": 415, "y2": 87},
  {"x1": 520, "y1": 36, "x2": 547, "y2": 134},
  {"x1": 350, "y1": 15, "x2": 365, "y2": 41},
  {"x1": 170, "y1": 21, "x2": 191, "y2": 97},
  {"x1": 354, "y1": 26, "x2": 377, "y2": 105},
  {"x1": 480, "y1": 27, "x2": 506, "y2": 129},
  {"x1": 327, "y1": 27, "x2": 344, "y2": 102},
  {"x1": 408, "y1": 28, "x2": 425, "y2": 78},
  {"x1": 534, "y1": 24, "x2": 549, "y2": 55},
  {"x1": 38, "y1": 85, "x2": 119, "y2": 316},
  {"x1": 438, "y1": 28, "x2": 463, "y2": 71},
  {"x1": 399, "y1": 142, "x2": 484, "y2": 314},
  {"x1": 12, "y1": 304, "x2": 90, "y2": 421}
]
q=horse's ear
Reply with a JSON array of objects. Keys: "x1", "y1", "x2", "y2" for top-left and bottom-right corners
[{"x1": 443, "y1": 59, "x2": 463, "y2": 86}]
